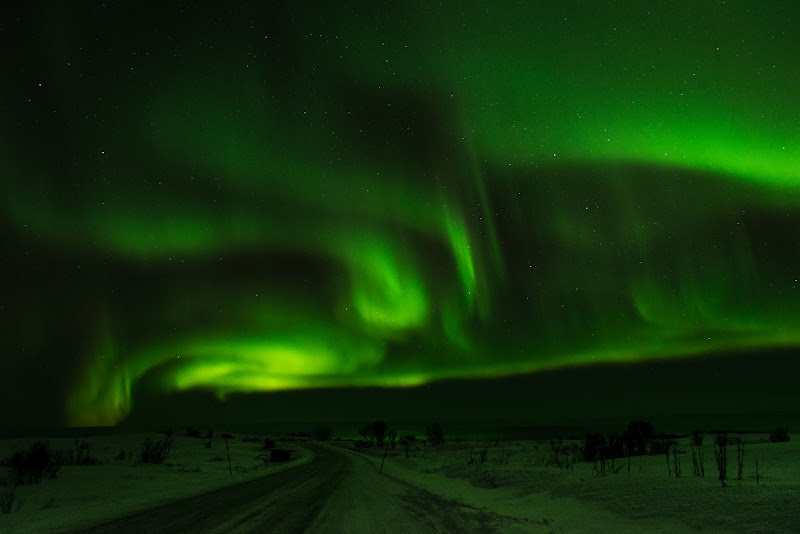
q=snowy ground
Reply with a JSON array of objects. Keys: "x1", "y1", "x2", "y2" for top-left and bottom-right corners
[
  {"x1": 346, "y1": 433, "x2": 800, "y2": 533},
  {"x1": 1, "y1": 431, "x2": 797, "y2": 533},
  {"x1": 0, "y1": 432, "x2": 311, "y2": 533}
]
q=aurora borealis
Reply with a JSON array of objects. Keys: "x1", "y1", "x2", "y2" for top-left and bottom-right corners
[{"x1": 2, "y1": 2, "x2": 799, "y2": 430}]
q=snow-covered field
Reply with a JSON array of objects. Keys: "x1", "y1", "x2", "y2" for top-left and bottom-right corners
[
  {"x1": 0, "y1": 432, "x2": 311, "y2": 533},
  {"x1": 348, "y1": 433, "x2": 800, "y2": 533},
  {"x1": 0, "y1": 430, "x2": 797, "y2": 533}
]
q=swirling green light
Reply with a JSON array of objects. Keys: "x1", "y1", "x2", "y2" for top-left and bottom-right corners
[{"x1": 2, "y1": 3, "x2": 799, "y2": 426}]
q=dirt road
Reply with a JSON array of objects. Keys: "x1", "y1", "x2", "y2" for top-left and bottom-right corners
[{"x1": 72, "y1": 444, "x2": 505, "y2": 533}]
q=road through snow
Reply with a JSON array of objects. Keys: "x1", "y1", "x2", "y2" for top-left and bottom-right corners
[{"x1": 72, "y1": 443, "x2": 504, "y2": 533}]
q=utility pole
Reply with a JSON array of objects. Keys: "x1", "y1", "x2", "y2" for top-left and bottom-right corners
[
  {"x1": 380, "y1": 444, "x2": 388, "y2": 474},
  {"x1": 222, "y1": 433, "x2": 233, "y2": 476}
]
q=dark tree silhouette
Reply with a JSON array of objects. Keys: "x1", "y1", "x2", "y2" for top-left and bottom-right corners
[
  {"x1": 769, "y1": 427, "x2": 790, "y2": 443},
  {"x1": 426, "y1": 422, "x2": 444, "y2": 446},
  {"x1": 371, "y1": 421, "x2": 388, "y2": 447},
  {"x1": 359, "y1": 421, "x2": 389, "y2": 447},
  {"x1": 623, "y1": 420, "x2": 655, "y2": 456},
  {"x1": 399, "y1": 435, "x2": 417, "y2": 458}
]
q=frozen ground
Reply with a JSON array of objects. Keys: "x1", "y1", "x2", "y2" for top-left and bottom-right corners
[
  {"x1": 346, "y1": 433, "x2": 800, "y2": 533},
  {"x1": 0, "y1": 431, "x2": 797, "y2": 533},
  {"x1": 0, "y1": 432, "x2": 312, "y2": 533}
]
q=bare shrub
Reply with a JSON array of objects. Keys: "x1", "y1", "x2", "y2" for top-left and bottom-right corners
[
  {"x1": 665, "y1": 442, "x2": 672, "y2": 477},
  {"x1": 582, "y1": 433, "x2": 605, "y2": 463},
  {"x1": 624, "y1": 420, "x2": 655, "y2": 456},
  {"x1": 8, "y1": 441, "x2": 62, "y2": 485},
  {"x1": 648, "y1": 439, "x2": 672, "y2": 456},
  {"x1": 608, "y1": 457, "x2": 624, "y2": 475},
  {"x1": 546, "y1": 438, "x2": 564, "y2": 471},
  {"x1": 1, "y1": 484, "x2": 17, "y2": 514},
  {"x1": 769, "y1": 427, "x2": 790, "y2": 443},
  {"x1": 359, "y1": 421, "x2": 389, "y2": 447},
  {"x1": 713, "y1": 433, "x2": 728, "y2": 487},
  {"x1": 736, "y1": 438, "x2": 744, "y2": 480},
  {"x1": 690, "y1": 441, "x2": 705, "y2": 477},
  {"x1": 569, "y1": 443, "x2": 579, "y2": 473},
  {"x1": 672, "y1": 442, "x2": 681, "y2": 478},
  {"x1": 72, "y1": 439, "x2": 98, "y2": 465},
  {"x1": 426, "y1": 422, "x2": 444, "y2": 446},
  {"x1": 400, "y1": 435, "x2": 418, "y2": 459},
  {"x1": 139, "y1": 429, "x2": 175, "y2": 464}
]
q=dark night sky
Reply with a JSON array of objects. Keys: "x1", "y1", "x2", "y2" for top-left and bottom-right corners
[{"x1": 1, "y1": 2, "x2": 799, "y2": 432}]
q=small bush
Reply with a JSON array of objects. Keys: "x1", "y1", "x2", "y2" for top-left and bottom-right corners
[
  {"x1": 648, "y1": 439, "x2": 672, "y2": 456},
  {"x1": 582, "y1": 433, "x2": 605, "y2": 463},
  {"x1": 735, "y1": 438, "x2": 744, "y2": 480},
  {"x1": 546, "y1": 438, "x2": 568, "y2": 471},
  {"x1": 1, "y1": 484, "x2": 17, "y2": 514},
  {"x1": 691, "y1": 429, "x2": 704, "y2": 447},
  {"x1": 399, "y1": 435, "x2": 418, "y2": 458},
  {"x1": 769, "y1": 427, "x2": 790, "y2": 443},
  {"x1": 73, "y1": 440, "x2": 98, "y2": 465},
  {"x1": 605, "y1": 433, "x2": 626, "y2": 459},
  {"x1": 140, "y1": 438, "x2": 168, "y2": 464},
  {"x1": 624, "y1": 420, "x2": 655, "y2": 456},
  {"x1": 186, "y1": 427, "x2": 202, "y2": 438},
  {"x1": 690, "y1": 442, "x2": 705, "y2": 477},
  {"x1": 425, "y1": 422, "x2": 444, "y2": 446},
  {"x1": 52, "y1": 448, "x2": 74, "y2": 468},
  {"x1": 671, "y1": 442, "x2": 681, "y2": 478},
  {"x1": 8, "y1": 441, "x2": 62, "y2": 485},
  {"x1": 139, "y1": 429, "x2": 175, "y2": 464}
]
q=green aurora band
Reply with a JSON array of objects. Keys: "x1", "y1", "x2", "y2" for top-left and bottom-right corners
[{"x1": 1, "y1": 3, "x2": 799, "y2": 426}]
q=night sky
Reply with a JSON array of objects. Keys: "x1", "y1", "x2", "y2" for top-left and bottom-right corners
[{"x1": 2, "y1": 2, "x2": 799, "y2": 431}]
